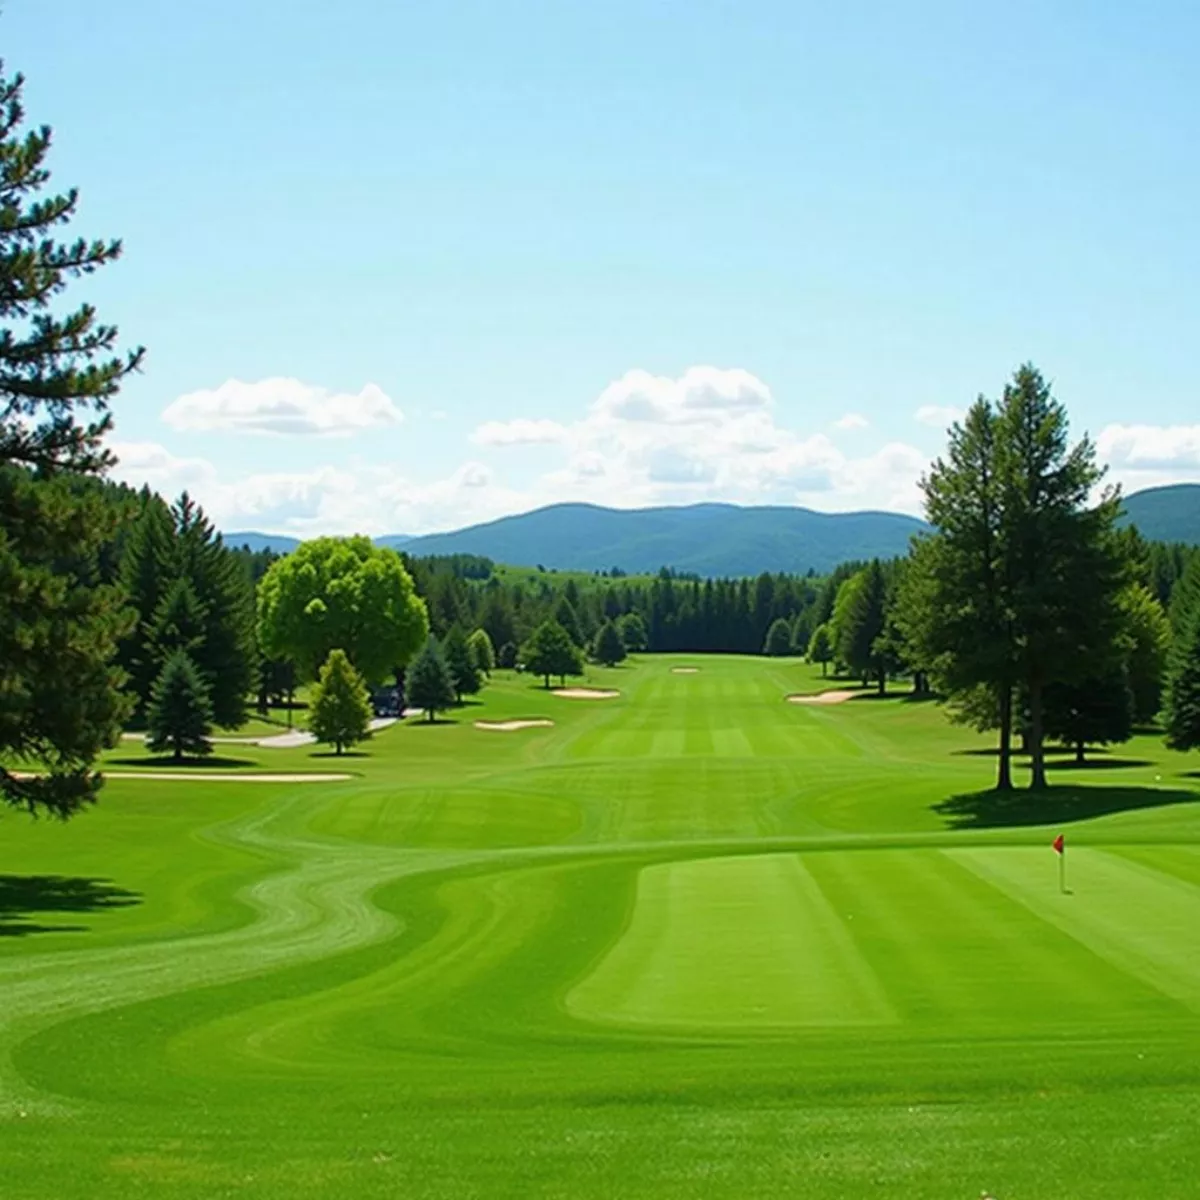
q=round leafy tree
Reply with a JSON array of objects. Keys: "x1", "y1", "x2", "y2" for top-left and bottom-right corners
[
  {"x1": 468, "y1": 628, "x2": 496, "y2": 675},
  {"x1": 257, "y1": 536, "x2": 428, "y2": 685},
  {"x1": 523, "y1": 620, "x2": 584, "y2": 688},
  {"x1": 763, "y1": 617, "x2": 793, "y2": 657}
]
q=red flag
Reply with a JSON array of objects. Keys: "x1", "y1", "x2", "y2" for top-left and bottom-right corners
[{"x1": 1052, "y1": 834, "x2": 1065, "y2": 855}]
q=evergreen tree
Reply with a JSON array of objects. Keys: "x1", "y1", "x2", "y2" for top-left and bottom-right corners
[
  {"x1": 406, "y1": 637, "x2": 457, "y2": 721},
  {"x1": 523, "y1": 620, "x2": 584, "y2": 687},
  {"x1": 149, "y1": 576, "x2": 206, "y2": 664},
  {"x1": 467, "y1": 628, "x2": 496, "y2": 675},
  {"x1": 444, "y1": 624, "x2": 482, "y2": 701},
  {"x1": 0, "y1": 65, "x2": 143, "y2": 815},
  {"x1": 118, "y1": 494, "x2": 176, "y2": 715},
  {"x1": 174, "y1": 494, "x2": 256, "y2": 728},
  {"x1": 618, "y1": 611, "x2": 648, "y2": 652},
  {"x1": 1119, "y1": 583, "x2": 1172, "y2": 724},
  {"x1": 832, "y1": 562, "x2": 888, "y2": 690},
  {"x1": 146, "y1": 651, "x2": 213, "y2": 762},
  {"x1": 1044, "y1": 666, "x2": 1134, "y2": 764},
  {"x1": 593, "y1": 619, "x2": 626, "y2": 666},
  {"x1": 763, "y1": 617, "x2": 793, "y2": 657},
  {"x1": 553, "y1": 595, "x2": 585, "y2": 646},
  {"x1": 1164, "y1": 560, "x2": 1200, "y2": 752},
  {"x1": 309, "y1": 649, "x2": 372, "y2": 755},
  {"x1": 807, "y1": 623, "x2": 834, "y2": 676},
  {"x1": 997, "y1": 365, "x2": 1126, "y2": 789}
]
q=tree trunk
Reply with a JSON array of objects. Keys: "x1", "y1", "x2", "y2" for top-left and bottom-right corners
[
  {"x1": 427, "y1": 709, "x2": 434, "y2": 723},
  {"x1": 996, "y1": 681, "x2": 1013, "y2": 792},
  {"x1": 544, "y1": 674, "x2": 550, "y2": 688},
  {"x1": 1075, "y1": 741, "x2": 1085, "y2": 766},
  {"x1": 1028, "y1": 679, "x2": 1047, "y2": 790},
  {"x1": 336, "y1": 741, "x2": 343, "y2": 755},
  {"x1": 287, "y1": 685, "x2": 294, "y2": 729},
  {"x1": 174, "y1": 743, "x2": 182, "y2": 764},
  {"x1": 877, "y1": 667, "x2": 886, "y2": 697},
  {"x1": 821, "y1": 661, "x2": 827, "y2": 677}
]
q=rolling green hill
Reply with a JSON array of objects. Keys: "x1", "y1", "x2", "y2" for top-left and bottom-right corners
[
  {"x1": 389, "y1": 502, "x2": 929, "y2": 575},
  {"x1": 1120, "y1": 484, "x2": 1200, "y2": 544}
]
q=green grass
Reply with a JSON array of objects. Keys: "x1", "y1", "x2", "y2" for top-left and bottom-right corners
[{"x1": 2, "y1": 655, "x2": 1198, "y2": 1198}]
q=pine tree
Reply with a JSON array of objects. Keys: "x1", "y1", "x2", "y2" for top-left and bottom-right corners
[
  {"x1": 149, "y1": 577, "x2": 207, "y2": 663},
  {"x1": 763, "y1": 617, "x2": 793, "y2": 657},
  {"x1": 309, "y1": 649, "x2": 372, "y2": 754},
  {"x1": 523, "y1": 620, "x2": 584, "y2": 687},
  {"x1": 444, "y1": 624, "x2": 482, "y2": 701},
  {"x1": 406, "y1": 637, "x2": 457, "y2": 721},
  {"x1": 0, "y1": 65, "x2": 144, "y2": 815},
  {"x1": 175, "y1": 494, "x2": 256, "y2": 728},
  {"x1": 553, "y1": 595, "x2": 585, "y2": 647},
  {"x1": 593, "y1": 619, "x2": 626, "y2": 666},
  {"x1": 1164, "y1": 560, "x2": 1200, "y2": 752},
  {"x1": 146, "y1": 651, "x2": 213, "y2": 762}
]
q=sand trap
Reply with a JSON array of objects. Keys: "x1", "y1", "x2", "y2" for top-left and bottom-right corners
[
  {"x1": 553, "y1": 688, "x2": 620, "y2": 700},
  {"x1": 787, "y1": 690, "x2": 859, "y2": 705},
  {"x1": 671, "y1": 667, "x2": 699, "y2": 674},
  {"x1": 474, "y1": 719, "x2": 555, "y2": 732}
]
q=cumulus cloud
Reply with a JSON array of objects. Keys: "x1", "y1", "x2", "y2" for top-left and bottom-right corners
[
  {"x1": 482, "y1": 366, "x2": 930, "y2": 515},
  {"x1": 914, "y1": 404, "x2": 964, "y2": 429},
  {"x1": 1096, "y1": 423, "x2": 1200, "y2": 472},
  {"x1": 833, "y1": 413, "x2": 869, "y2": 430},
  {"x1": 162, "y1": 377, "x2": 402, "y2": 436},
  {"x1": 117, "y1": 364, "x2": 939, "y2": 536},
  {"x1": 472, "y1": 418, "x2": 568, "y2": 446}
]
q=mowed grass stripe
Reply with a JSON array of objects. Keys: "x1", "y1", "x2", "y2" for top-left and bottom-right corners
[
  {"x1": 566, "y1": 852, "x2": 893, "y2": 1030},
  {"x1": 807, "y1": 849, "x2": 1178, "y2": 1027},
  {"x1": 947, "y1": 847, "x2": 1200, "y2": 1008}
]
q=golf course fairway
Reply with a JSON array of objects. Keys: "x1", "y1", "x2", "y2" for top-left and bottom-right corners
[{"x1": 2, "y1": 655, "x2": 1198, "y2": 1198}]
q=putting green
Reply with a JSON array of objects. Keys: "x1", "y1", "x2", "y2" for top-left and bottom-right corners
[
  {"x1": 1, "y1": 654, "x2": 1198, "y2": 1198},
  {"x1": 567, "y1": 853, "x2": 893, "y2": 1029}
]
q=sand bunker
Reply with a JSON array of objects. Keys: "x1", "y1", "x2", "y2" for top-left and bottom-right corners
[
  {"x1": 786, "y1": 690, "x2": 859, "y2": 705},
  {"x1": 553, "y1": 688, "x2": 620, "y2": 700},
  {"x1": 474, "y1": 719, "x2": 555, "y2": 732},
  {"x1": 671, "y1": 667, "x2": 699, "y2": 674}
]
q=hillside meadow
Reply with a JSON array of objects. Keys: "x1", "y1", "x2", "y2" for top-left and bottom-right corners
[{"x1": 1, "y1": 655, "x2": 1198, "y2": 1198}]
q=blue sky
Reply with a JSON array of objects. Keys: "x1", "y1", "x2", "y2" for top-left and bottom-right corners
[{"x1": 7, "y1": 1, "x2": 1200, "y2": 534}]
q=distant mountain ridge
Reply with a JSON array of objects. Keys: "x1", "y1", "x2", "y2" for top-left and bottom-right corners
[
  {"x1": 393, "y1": 502, "x2": 929, "y2": 577},
  {"x1": 1119, "y1": 484, "x2": 1200, "y2": 544},
  {"x1": 222, "y1": 484, "x2": 1200, "y2": 576}
]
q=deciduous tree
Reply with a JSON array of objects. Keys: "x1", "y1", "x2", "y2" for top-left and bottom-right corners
[
  {"x1": 257, "y1": 536, "x2": 428, "y2": 685},
  {"x1": 309, "y1": 649, "x2": 372, "y2": 754},
  {"x1": 523, "y1": 620, "x2": 583, "y2": 687}
]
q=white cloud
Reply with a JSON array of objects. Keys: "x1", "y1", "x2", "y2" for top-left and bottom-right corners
[
  {"x1": 833, "y1": 413, "x2": 869, "y2": 430},
  {"x1": 116, "y1": 364, "x2": 939, "y2": 536},
  {"x1": 1096, "y1": 423, "x2": 1200, "y2": 472},
  {"x1": 482, "y1": 367, "x2": 930, "y2": 516},
  {"x1": 162, "y1": 377, "x2": 402, "y2": 436},
  {"x1": 914, "y1": 404, "x2": 965, "y2": 429},
  {"x1": 471, "y1": 418, "x2": 569, "y2": 446}
]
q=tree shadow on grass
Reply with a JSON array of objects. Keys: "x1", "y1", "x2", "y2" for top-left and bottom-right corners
[
  {"x1": 1045, "y1": 756, "x2": 1156, "y2": 771},
  {"x1": 933, "y1": 784, "x2": 1199, "y2": 829},
  {"x1": 0, "y1": 874, "x2": 141, "y2": 938},
  {"x1": 309, "y1": 750, "x2": 370, "y2": 759},
  {"x1": 104, "y1": 755, "x2": 259, "y2": 770}
]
